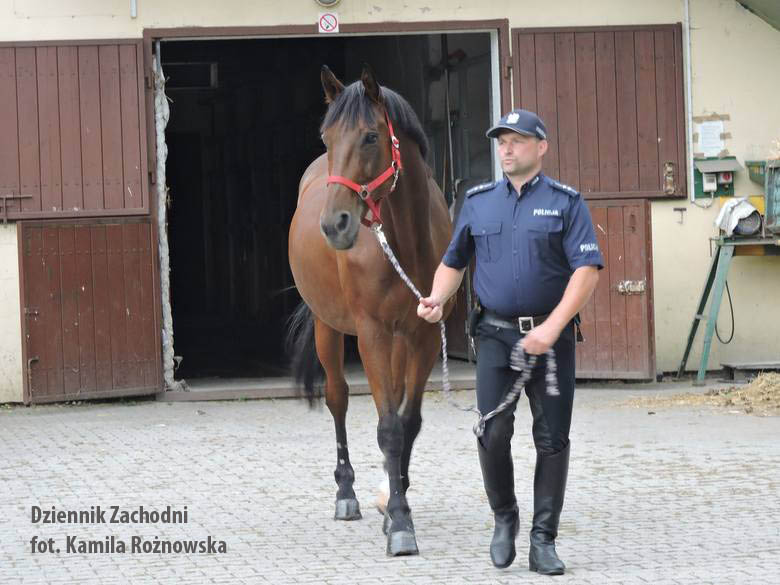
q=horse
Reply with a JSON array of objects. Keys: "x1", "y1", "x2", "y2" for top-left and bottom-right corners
[{"x1": 286, "y1": 64, "x2": 453, "y2": 556}]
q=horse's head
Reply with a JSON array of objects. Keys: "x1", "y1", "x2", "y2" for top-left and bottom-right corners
[{"x1": 319, "y1": 65, "x2": 398, "y2": 250}]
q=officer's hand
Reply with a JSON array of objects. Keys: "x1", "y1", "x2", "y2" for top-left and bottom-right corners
[
  {"x1": 520, "y1": 322, "x2": 560, "y2": 355},
  {"x1": 417, "y1": 296, "x2": 444, "y2": 323}
]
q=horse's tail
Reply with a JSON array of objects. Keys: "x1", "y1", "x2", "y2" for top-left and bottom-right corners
[{"x1": 285, "y1": 301, "x2": 324, "y2": 406}]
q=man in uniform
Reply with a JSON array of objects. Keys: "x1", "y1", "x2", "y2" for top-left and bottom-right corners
[{"x1": 417, "y1": 109, "x2": 603, "y2": 575}]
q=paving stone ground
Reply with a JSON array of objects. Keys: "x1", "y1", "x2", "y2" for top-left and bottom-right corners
[{"x1": 1, "y1": 381, "x2": 778, "y2": 584}]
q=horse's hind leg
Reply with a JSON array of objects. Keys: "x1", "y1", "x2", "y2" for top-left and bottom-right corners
[{"x1": 315, "y1": 319, "x2": 361, "y2": 521}]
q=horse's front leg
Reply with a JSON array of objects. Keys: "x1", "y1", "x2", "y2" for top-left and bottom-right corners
[
  {"x1": 357, "y1": 320, "x2": 418, "y2": 556},
  {"x1": 315, "y1": 319, "x2": 361, "y2": 521},
  {"x1": 399, "y1": 325, "x2": 441, "y2": 495},
  {"x1": 376, "y1": 334, "x2": 407, "y2": 517}
]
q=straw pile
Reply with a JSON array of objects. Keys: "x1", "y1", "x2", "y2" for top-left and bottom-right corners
[{"x1": 623, "y1": 372, "x2": 780, "y2": 416}]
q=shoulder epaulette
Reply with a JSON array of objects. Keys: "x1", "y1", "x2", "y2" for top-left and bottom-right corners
[
  {"x1": 547, "y1": 178, "x2": 579, "y2": 197},
  {"x1": 466, "y1": 181, "x2": 496, "y2": 197}
]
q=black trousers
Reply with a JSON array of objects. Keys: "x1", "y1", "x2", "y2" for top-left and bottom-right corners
[{"x1": 475, "y1": 318, "x2": 576, "y2": 454}]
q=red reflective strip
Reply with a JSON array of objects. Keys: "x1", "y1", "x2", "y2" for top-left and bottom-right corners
[
  {"x1": 327, "y1": 175, "x2": 363, "y2": 193},
  {"x1": 364, "y1": 166, "x2": 395, "y2": 193},
  {"x1": 361, "y1": 196, "x2": 383, "y2": 226},
  {"x1": 385, "y1": 113, "x2": 402, "y2": 172}
]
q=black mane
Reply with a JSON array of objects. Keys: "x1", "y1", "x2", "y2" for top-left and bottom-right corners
[{"x1": 320, "y1": 81, "x2": 429, "y2": 159}]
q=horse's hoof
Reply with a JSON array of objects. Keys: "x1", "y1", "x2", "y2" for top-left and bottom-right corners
[
  {"x1": 382, "y1": 511, "x2": 390, "y2": 535},
  {"x1": 334, "y1": 498, "x2": 362, "y2": 521},
  {"x1": 386, "y1": 530, "x2": 419, "y2": 557}
]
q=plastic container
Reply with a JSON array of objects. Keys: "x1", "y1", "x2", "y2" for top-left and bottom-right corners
[{"x1": 745, "y1": 160, "x2": 766, "y2": 186}]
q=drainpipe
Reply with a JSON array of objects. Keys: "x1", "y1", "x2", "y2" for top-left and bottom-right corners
[
  {"x1": 130, "y1": 0, "x2": 137, "y2": 19},
  {"x1": 684, "y1": 0, "x2": 695, "y2": 202}
]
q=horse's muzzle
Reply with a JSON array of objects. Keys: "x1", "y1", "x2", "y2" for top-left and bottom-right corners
[{"x1": 320, "y1": 210, "x2": 358, "y2": 250}]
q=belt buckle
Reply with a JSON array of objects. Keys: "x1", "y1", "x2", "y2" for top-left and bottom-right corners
[{"x1": 517, "y1": 316, "x2": 534, "y2": 333}]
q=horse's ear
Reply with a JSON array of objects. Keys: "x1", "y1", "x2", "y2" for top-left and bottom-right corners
[
  {"x1": 361, "y1": 63, "x2": 382, "y2": 104},
  {"x1": 321, "y1": 65, "x2": 344, "y2": 104}
]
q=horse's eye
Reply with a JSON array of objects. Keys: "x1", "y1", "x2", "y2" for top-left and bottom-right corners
[{"x1": 364, "y1": 133, "x2": 379, "y2": 145}]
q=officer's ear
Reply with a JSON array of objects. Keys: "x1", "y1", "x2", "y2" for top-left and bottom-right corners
[{"x1": 537, "y1": 139, "x2": 549, "y2": 158}]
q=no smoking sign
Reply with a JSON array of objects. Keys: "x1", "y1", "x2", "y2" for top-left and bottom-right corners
[{"x1": 318, "y1": 12, "x2": 339, "y2": 34}]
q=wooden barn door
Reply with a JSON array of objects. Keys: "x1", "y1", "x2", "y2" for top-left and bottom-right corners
[
  {"x1": 577, "y1": 200, "x2": 655, "y2": 379},
  {"x1": 0, "y1": 41, "x2": 150, "y2": 220},
  {"x1": 511, "y1": 25, "x2": 684, "y2": 379},
  {"x1": 20, "y1": 219, "x2": 161, "y2": 404},
  {"x1": 2, "y1": 39, "x2": 161, "y2": 402}
]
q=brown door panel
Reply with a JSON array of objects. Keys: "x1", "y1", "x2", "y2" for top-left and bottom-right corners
[
  {"x1": 576, "y1": 200, "x2": 655, "y2": 379},
  {"x1": 20, "y1": 219, "x2": 160, "y2": 404}
]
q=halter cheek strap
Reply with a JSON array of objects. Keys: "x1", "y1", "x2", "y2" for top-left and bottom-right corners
[{"x1": 326, "y1": 110, "x2": 402, "y2": 227}]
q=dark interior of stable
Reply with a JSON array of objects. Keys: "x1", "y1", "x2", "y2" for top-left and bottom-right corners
[{"x1": 162, "y1": 33, "x2": 493, "y2": 380}]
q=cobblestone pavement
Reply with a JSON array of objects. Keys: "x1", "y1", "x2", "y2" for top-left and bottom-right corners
[{"x1": 1, "y1": 382, "x2": 778, "y2": 585}]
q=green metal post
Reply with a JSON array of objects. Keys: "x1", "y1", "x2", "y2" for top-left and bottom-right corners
[
  {"x1": 694, "y1": 243, "x2": 735, "y2": 385},
  {"x1": 676, "y1": 246, "x2": 721, "y2": 378}
]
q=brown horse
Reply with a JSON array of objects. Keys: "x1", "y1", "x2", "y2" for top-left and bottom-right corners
[{"x1": 287, "y1": 65, "x2": 453, "y2": 556}]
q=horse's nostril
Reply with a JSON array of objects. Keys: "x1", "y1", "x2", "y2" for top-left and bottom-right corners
[{"x1": 336, "y1": 212, "x2": 351, "y2": 233}]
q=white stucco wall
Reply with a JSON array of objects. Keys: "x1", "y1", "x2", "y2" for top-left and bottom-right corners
[
  {"x1": 651, "y1": 0, "x2": 780, "y2": 372},
  {"x1": 0, "y1": 225, "x2": 23, "y2": 402},
  {"x1": 0, "y1": 0, "x2": 777, "y2": 394},
  {"x1": 1, "y1": 0, "x2": 682, "y2": 39}
]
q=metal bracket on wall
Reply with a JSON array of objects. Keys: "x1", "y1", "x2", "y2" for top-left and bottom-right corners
[{"x1": 0, "y1": 194, "x2": 33, "y2": 224}]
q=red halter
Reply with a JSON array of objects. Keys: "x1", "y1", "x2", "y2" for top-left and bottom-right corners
[{"x1": 326, "y1": 109, "x2": 403, "y2": 227}]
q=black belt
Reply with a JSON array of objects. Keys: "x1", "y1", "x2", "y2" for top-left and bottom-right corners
[{"x1": 481, "y1": 310, "x2": 550, "y2": 333}]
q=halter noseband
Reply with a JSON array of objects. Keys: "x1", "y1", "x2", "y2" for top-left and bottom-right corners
[{"x1": 326, "y1": 109, "x2": 402, "y2": 227}]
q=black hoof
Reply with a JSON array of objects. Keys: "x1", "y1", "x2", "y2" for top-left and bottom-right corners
[
  {"x1": 334, "y1": 498, "x2": 362, "y2": 521},
  {"x1": 386, "y1": 530, "x2": 418, "y2": 556}
]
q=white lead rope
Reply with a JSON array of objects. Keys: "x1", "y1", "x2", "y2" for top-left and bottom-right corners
[{"x1": 371, "y1": 225, "x2": 558, "y2": 439}]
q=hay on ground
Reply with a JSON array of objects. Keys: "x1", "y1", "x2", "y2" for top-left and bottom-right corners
[{"x1": 622, "y1": 372, "x2": 780, "y2": 416}]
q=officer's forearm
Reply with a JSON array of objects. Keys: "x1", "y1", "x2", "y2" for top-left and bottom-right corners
[
  {"x1": 428, "y1": 263, "x2": 466, "y2": 305},
  {"x1": 546, "y1": 266, "x2": 599, "y2": 333}
]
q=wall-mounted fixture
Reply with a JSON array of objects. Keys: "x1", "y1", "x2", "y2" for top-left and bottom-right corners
[{"x1": 693, "y1": 156, "x2": 743, "y2": 198}]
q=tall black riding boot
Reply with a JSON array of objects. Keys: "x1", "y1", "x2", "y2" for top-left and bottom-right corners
[
  {"x1": 529, "y1": 442, "x2": 570, "y2": 576},
  {"x1": 477, "y1": 440, "x2": 519, "y2": 568}
]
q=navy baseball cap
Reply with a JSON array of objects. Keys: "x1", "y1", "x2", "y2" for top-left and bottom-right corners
[{"x1": 486, "y1": 109, "x2": 547, "y2": 140}]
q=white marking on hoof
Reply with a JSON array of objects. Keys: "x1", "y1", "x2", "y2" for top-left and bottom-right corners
[{"x1": 375, "y1": 474, "x2": 390, "y2": 515}]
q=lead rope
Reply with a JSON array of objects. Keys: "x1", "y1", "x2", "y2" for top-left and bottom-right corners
[{"x1": 371, "y1": 225, "x2": 558, "y2": 439}]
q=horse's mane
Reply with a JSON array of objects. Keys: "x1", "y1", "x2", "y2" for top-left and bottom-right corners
[{"x1": 320, "y1": 81, "x2": 429, "y2": 159}]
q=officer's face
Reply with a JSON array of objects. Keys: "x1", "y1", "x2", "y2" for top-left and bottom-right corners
[{"x1": 496, "y1": 131, "x2": 547, "y2": 177}]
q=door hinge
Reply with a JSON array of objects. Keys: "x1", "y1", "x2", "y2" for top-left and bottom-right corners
[
  {"x1": 502, "y1": 56, "x2": 512, "y2": 79},
  {"x1": 27, "y1": 356, "x2": 39, "y2": 401},
  {"x1": 24, "y1": 307, "x2": 39, "y2": 317},
  {"x1": 149, "y1": 169, "x2": 156, "y2": 185},
  {"x1": 145, "y1": 70, "x2": 153, "y2": 89}
]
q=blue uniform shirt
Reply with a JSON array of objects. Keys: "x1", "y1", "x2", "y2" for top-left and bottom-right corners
[{"x1": 442, "y1": 173, "x2": 604, "y2": 317}]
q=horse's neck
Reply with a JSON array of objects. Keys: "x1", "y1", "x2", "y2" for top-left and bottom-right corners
[{"x1": 380, "y1": 153, "x2": 433, "y2": 271}]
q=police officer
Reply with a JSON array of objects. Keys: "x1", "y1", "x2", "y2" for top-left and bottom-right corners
[{"x1": 418, "y1": 109, "x2": 603, "y2": 575}]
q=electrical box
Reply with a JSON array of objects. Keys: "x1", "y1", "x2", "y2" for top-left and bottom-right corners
[{"x1": 693, "y1": 157, "x2": 743, "y2": 198}]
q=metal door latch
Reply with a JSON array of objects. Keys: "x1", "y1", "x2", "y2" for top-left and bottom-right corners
[
  {"x1": 617, "y1": 280, "x2": 647, "y2": 295},
  {"x1": 664, "y1": 162, "x2": 676, "y2": 194}
]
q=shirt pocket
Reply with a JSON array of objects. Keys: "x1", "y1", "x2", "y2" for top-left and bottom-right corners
[
  {"x1": 472, "y1": 221, "x2": 503, "y2": 263},
  {"x1": 527, "y1": 218, "x2": 564, "y2": 252}
]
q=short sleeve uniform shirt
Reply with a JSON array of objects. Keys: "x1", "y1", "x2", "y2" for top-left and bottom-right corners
[{"x1": 442, "y1": 173, "x2": 604, "y2": 317}]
